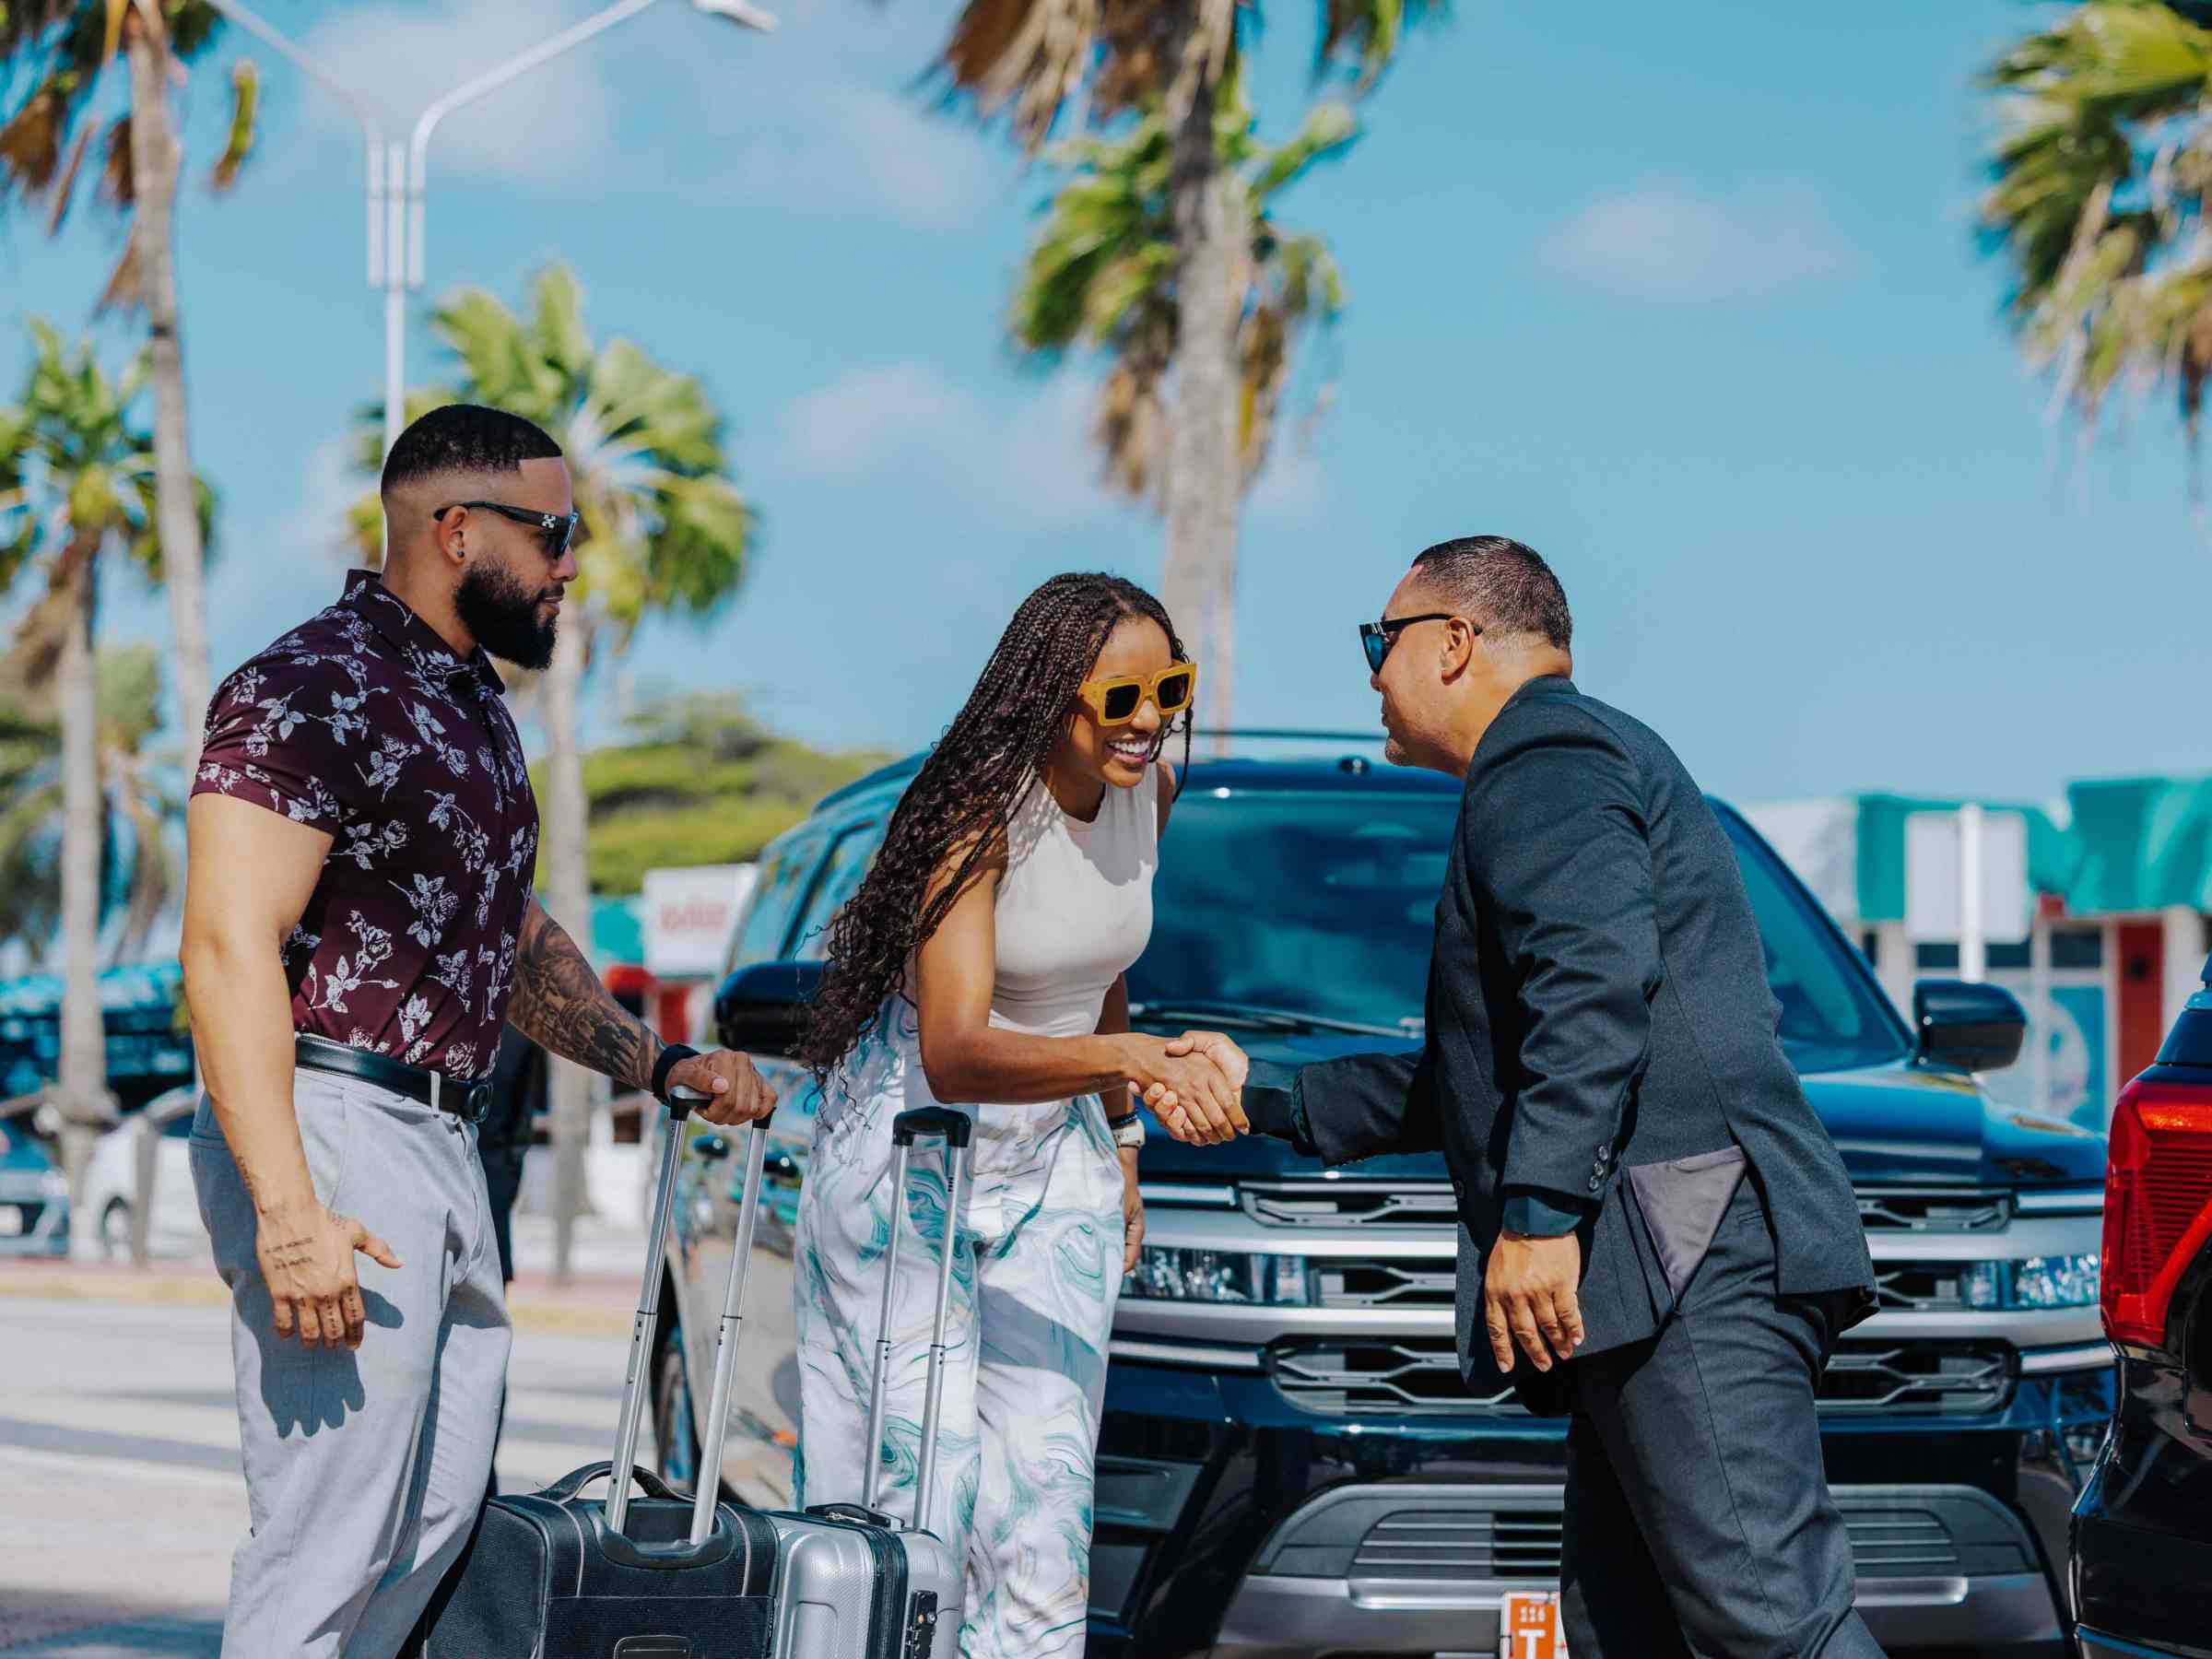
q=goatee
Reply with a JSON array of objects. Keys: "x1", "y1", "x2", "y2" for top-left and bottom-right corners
[{"x1": 456, "y1": 560, "x2": 559, "y2": 672}]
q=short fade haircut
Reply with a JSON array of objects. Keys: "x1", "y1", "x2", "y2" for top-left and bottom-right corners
[
  {"x1": 1410, "y1": 535, "x2": 1571, "y2": 651},
  {"x1": 380, "y1": 403, "x2": 561, "y2": 495}
]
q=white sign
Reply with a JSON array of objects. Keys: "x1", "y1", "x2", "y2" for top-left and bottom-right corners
[
  {"x1": 641, "y1": 864, "x2": 757, "y2": 981},
  {"x1": 1905, "y1": 809, "x2": 2029, "y2": 947}
]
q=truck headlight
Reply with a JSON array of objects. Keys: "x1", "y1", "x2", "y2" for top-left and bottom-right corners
[
  {"x1": 2010, "y1": 1253, "x2": 2100, "y2": 1309},
  {"x1": 1124, "y1": 1248, "x2": 1310, "y2": 1305}
]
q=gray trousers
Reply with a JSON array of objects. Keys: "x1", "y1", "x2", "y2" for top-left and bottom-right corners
[
  {"x1": 190, "y1": 1069, "x2": 511, "y2": 1658},
  {"x1": 1560, "y1": 1179, "x2": 1885, "y2": 1658}
]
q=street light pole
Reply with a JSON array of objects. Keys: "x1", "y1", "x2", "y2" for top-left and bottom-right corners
[{"x1": 203, "y1": 0, "x2": 775, "y2": 461}]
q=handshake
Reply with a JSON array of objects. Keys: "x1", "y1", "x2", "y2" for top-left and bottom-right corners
[{"x1": 1127, "y1": 1030, "x2": 1253, "y2": 1146}]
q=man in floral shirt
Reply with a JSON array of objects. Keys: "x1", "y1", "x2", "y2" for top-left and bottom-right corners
[{"x1": 180, "y1": 404, "x2": 773, "y2": 1657}]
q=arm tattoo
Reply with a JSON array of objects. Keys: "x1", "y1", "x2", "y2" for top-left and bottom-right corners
[{"x1": 508, "y1": 905, "x2": 662, "y2": 1092}]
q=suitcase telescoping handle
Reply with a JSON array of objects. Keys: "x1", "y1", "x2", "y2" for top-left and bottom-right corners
[
  {"x1": 862, "y1": 1107, "x2": 972, "y2": 1536},
  {"x1": 687, "y1": 1114, "x2": 772, "y2": 1547},
  {"x1": 607, "y1": 1083, "x2": 715, "y2": 1537}
]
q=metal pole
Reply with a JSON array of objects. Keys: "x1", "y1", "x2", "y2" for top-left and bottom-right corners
[
  {"x1": 406, "y1": 0, "x2": 671, "y2": 294},
  {"x1": 1959, "y1": 803, "x2": 1987, "y2": 984},
  {"x1": 382, "y1": 139, "x2": 409, "y2": 461},
  {"x1": 2030, "y1": 904, "x2": 2053, "y2": 1119}
]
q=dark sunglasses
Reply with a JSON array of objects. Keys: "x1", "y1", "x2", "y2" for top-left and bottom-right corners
[
  {"x1": 433, "y1": 500, "x2": 582, "y2": 559},
  {"x1": 1359, "y1": 612, "x2": 1472, "y2": 674}
]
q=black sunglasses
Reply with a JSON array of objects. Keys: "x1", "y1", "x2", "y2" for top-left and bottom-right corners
[
  {"x1": 1359, "y1": 612, "x2": 1471, "y2": 674},
  {"x1": 433, "y1": 500, "x2": 582, "y2": 559}
]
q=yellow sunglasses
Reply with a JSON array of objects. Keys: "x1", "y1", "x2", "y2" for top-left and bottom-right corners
[{"x1": 1077, "y1": 661, "x2": 1199, "y2": 727}]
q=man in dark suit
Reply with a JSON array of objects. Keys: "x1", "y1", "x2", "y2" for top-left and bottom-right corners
[{"x1": 1180, "y1": 536, "x2": 1882, "y2": 1655}]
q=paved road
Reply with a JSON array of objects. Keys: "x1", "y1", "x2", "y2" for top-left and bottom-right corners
[{"x1": 0, "y1": 1291, "x2": 658, "y2": 1656}]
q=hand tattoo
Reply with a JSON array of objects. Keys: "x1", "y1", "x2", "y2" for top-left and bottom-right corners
[{"x1": 507, "y1": 904, "x2": 660, "y2": 1091}]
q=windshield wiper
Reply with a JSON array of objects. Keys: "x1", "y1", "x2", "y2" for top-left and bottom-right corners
[{"x1": 1127, "y1": 998, "x2": 1418, "y2": 1041}]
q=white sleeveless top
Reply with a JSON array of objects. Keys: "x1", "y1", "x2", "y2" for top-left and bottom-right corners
[
  {"x1": 988, "y1": 766, "x2": 1159, "y2": 1039},
  {"x1": 818, "y1": 765, "x2": 1159, "y2": 1145}
]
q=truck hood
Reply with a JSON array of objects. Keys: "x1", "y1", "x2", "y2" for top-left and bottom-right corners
[{"x1": 1133, "y1": 1030, "x2": 2107, "y2": 1190}]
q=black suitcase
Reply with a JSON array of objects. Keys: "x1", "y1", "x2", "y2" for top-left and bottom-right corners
[{"x1": 419, "y1": 1088, "x2": 782, "y2": 1658}]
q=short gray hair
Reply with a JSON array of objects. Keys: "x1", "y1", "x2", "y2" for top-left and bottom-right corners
[{"x1": 1410, "y1": 535, "x2": 1571, "y2": 650}]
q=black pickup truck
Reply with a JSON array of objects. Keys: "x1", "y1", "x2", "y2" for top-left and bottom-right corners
[{"x1": 667, "y1": 750, "x2": 2114, "y2": 1658}]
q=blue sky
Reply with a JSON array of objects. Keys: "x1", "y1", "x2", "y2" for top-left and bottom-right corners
[{"x1": 4, "y1": 0, "x2": 2205, "y2": 807}]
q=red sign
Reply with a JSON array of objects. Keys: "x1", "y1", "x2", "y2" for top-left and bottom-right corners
[{"x1": 1500, "y1": 1590, "x2": 1566, "y2": 1659}]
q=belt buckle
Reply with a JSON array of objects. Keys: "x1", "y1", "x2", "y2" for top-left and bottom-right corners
[{"x1": 465, "y1": 1082, "x2": 493, "y2": 1124}]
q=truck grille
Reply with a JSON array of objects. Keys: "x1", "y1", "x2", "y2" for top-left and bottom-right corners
[
  {"x1": 1353, "y1": 1509, "x2": 1562, "y2": 1578},
  {"x1": 1344, "y1": 1501, "x2": 1967, "y2": 1583},
  {"x1": 1247, "y1": 1181, "x2": 2018, "y2": 1234},
  {"x1": 1241, "y1": 1181, "x2": 1456, "y2": 1228},
  {"x1": 1870, "y1": 1260, "x2": 1982, "y2": 1313},
  {"x1": 1854, "y1": 1187, "x2": 2011, "y2": 1232},
  {"x1": 1310, "y1": 1256, "x2": 1974, "y2": 1315},
  {"x1": 1269, "y1": 1337, "x2": 2015, "y2": 1418},
  {"x1": 1817, "y1": 1342, "x2": 2015, "y2": 1415}
]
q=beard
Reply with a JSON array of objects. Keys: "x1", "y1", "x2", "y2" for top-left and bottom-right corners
[{"x1": 456, "y1": 559, "x2": 559, "y2": 672}]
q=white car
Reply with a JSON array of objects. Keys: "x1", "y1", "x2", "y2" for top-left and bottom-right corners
[{"x1": 83, "y1": 1088, "x2": 206, "y2": 1258}]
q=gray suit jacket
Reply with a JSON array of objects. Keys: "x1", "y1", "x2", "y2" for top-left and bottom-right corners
[{"x1": 1249, "y1": 677, "x2": 1873, "y2": 1406}]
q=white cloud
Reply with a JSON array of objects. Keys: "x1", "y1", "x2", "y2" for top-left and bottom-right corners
[
  {"x1": 273, "y1": 434, "x2": 370, "y2": 563},
  {"x1": 299, "y1": 0, "x2": 619, "y2": 185},
  {"x1": 1539, "y1": 181, "x2": 1857, "y2": 302},
  {"x1": 699, "y1": 84, "x2": 994, "y2": 231},
  {"x1": 778, "y1": 362, "x2": 1112, "y2": 525},
  {"x1": 1247, "y1": 447, "x2": 1324, "y2": 519}
]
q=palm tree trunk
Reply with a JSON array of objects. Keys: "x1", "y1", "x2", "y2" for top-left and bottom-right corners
[
  {"x1": 1163, "y1": 68, "x2": 1243, "y2": 753},
  {"x1": 541, "y1": 623, "x2": 594, "y2": 1284},
  {"x1": 57, "y1": 543, "x2": 114, "y2": 1261},
  {"x1": 124, "y1": 16, "x2": 214, "y2": 776}
]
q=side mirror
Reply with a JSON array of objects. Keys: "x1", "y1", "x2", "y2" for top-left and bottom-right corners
[
  {"x1": 715, "y1": 959, "x2": 826, "y2": 1060},
  {"x1": 1912, "y1": 978, "x2": 2028, "y2": 1074}
]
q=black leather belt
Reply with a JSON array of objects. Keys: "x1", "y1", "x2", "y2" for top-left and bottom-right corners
[{"x1": 295, "y1": 1034, "x2": 495, "y2": 1125}]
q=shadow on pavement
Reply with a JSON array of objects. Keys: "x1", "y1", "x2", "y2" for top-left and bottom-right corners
[{"x1": 0, "y1": 1594, "x2": 220, "y2": 1657}]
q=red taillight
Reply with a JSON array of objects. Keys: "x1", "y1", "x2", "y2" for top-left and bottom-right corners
[{"x1": 2102, "y1": 1077, "x2": 2212, "y2": 1349}]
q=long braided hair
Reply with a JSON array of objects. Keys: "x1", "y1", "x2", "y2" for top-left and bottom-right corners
[{"x1": 798, "y1": 572, "x2": 1191, "y2": 1084}]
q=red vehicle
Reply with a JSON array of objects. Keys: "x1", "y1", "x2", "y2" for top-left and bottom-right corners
[{"x1": 2072, "y1": 961, "x2": 2212, "y2": 1657}]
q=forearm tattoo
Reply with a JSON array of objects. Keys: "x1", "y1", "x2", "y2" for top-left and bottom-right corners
[{"x1": 509, "y1": 907, "x2": 662, "y2": 1091}]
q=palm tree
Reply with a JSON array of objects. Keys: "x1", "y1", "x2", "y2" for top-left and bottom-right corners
[
  {"x1": 0, "y1": 321, "x2": 210, "y2": 1258},
  {"x1": 933, "y1": 0, "x2": 1440, "y2": 732},
  {"x1": 1, "y1": 3, "x2": 260, "y2": 778},
  {"x1": 1011, "y1": 82, "x2": 1351, "y2": 726},
  {"x1": 0, "y1": 644, "x2": 182, "y2": 971},
  {"x1": 0, "y1": 643, "x2": 184, "y2": 1270},
  {"x1": 1976, "y1": 1, "x2": 2212, "y2": 466},
  {"x1": 347, "y1": 265, "x2": 754, "y2": 1282}
]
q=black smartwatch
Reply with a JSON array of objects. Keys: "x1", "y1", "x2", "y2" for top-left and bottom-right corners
[{"x1": 650, "y1": 1043, "x2": 700, "y2": 1107}]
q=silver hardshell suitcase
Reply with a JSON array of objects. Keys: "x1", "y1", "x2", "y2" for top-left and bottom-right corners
[{"x1": 688, "y1": 1102, "x2": 970, "y2": 1659}]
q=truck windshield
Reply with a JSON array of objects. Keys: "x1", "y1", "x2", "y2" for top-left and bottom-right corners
[{"x1": 1132, "y1": 790, "x2": 1908, "y2": 1076}]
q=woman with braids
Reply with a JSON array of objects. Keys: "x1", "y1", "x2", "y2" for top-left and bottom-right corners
[{"x1": 790, "y1": 571, "x2": 1251, "y2": 1658}]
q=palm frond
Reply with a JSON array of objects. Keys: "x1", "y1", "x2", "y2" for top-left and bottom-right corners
[
  {"x1": 1008, "y1": 83, "x2": 1353, "y2": 498},
  {"x1": 1316, "y1": 0, "x2": 1445, "y2": 89},
  {"x1": 207, "y1": 56, "x2": 254, "y2": 192},
  {"x1": 359, "y1": 265, "x2": 752, "y2": 642},
  {"x1": 1979, "y1": 0, "x2": 2212, "y2": 453}
]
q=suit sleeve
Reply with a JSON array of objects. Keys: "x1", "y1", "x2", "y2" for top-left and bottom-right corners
[
  {"x1": 1242, "y1": 1046, "x2": 1442, "y2": 1166},
  {"x1": 1464, "y1": 707, "x2": 1662, "y2": 1208}
]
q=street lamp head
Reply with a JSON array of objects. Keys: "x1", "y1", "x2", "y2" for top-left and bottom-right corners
[{"x1": 692, "y1": 0, "x2": 778, "y2": 31}]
